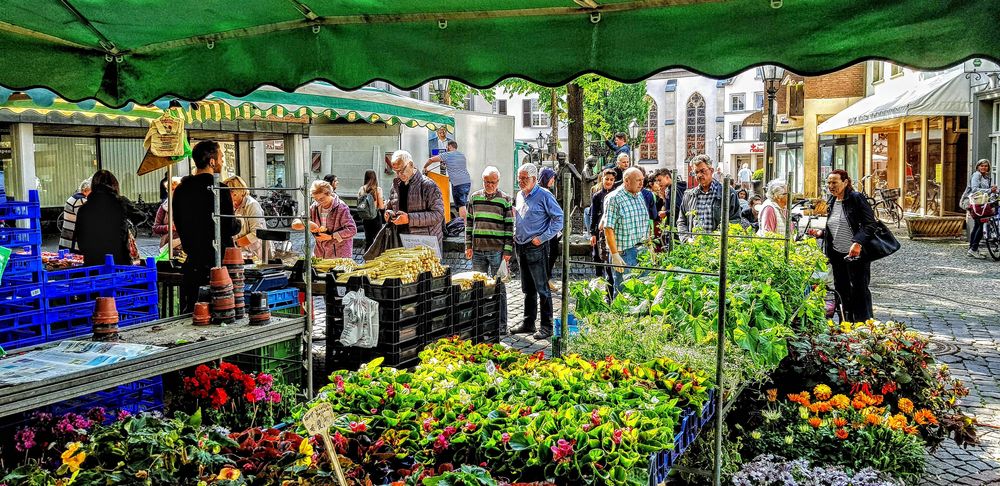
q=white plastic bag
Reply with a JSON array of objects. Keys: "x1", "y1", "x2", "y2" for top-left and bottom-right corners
[
  {"x1": 496, "y1": 260, "x2": 511, "y2": 283},
  {"x1": 340, "y1": 289, "x2": 380, "y2": 348}
]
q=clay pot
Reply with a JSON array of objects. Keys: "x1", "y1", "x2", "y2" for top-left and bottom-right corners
[
  {"x1": 223, "y1": 247, "x2": 244, "y2": 265},
  {"x1": 210, "y1": 267, "x2": 232, "y2": 287},
  {"x1": 193, "y1": 302, "x2": 211, "y2": 325},
  {"x1": 93, "y1": 297, "x2": 119, "y2": 323}
]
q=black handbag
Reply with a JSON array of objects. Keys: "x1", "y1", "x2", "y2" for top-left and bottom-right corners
[{"x1": 862, "y1": 221, "x2": 900, "y2": 261}]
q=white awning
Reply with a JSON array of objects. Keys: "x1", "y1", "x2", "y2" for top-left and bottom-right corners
[{"x1": 818, "y1": 69, "x2": 970, "y2": 135}]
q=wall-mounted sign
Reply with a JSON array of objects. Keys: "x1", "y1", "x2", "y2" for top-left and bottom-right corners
[{"x1": 750, "y1": 144, "x2": 764, "y2": 153}]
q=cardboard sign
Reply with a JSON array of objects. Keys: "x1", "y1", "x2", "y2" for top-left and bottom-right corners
[
  {"x1": 0, "y1": 246, "x2": 11, "y2": 285},
  {"x1": 399, "y1": 234, "x2": 441, "y2": 258},
  {"x1": 301, "y1": 402, "x2": 348, "y2": 485}
]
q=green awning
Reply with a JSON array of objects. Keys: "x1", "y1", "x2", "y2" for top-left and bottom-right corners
[{"x1": 0, "y1": 0, "x2": 998, "y2": 107}]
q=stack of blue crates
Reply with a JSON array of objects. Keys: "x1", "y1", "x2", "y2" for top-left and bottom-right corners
[{"x1": 0, "y1": 190, "x2": 45, "y2": 349}]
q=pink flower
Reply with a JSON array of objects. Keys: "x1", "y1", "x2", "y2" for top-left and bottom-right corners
[
  {"x1": 349, "y1": 421, "x2": 367, "y2": 433},
  {"x1": 550, "y1": 439, "x2": 576, "y2": 463},
  {"x1": 386, "y1": 384, "x2": 396, "y2": 398},
  {"x1": 253, "y1": 388, "x2": 266, "y2": 402},
  {"x1": 501, "y1": 432, "x2": 510, "y2": 444},
  {"x1": 433, "y1": 434, "x2": 450, "y2": 453},
  {"x1": 14, "y1": 428, "x2": 36, "y2": 451},
  {"x1": 463, "y1": 422, "x2": 477, "y2": 433},
  {"x1": 117, "y1": 410, "x2": 132, "y2": 421},
  {"x1": 256, "y1": 373, "x2": 274, "y2": 388},
  {"x1": 582, "y1": 423, "x2": 593, "y2": 432},
  {"x1": 590, "y1": 409, "x2": 602, "y2": 426},
  {"x1": 442, "y1": 425, "x2": 458, "y2": 437},
  {"x1": 611, "y1": 429, "x2": 623, "y2": 445},
  {"x1": 334, "y1": 375, "x2": 346, "y2": 393},
  {"x1": 423, "y1": 417, "x2": 436, "y2": 432},
  {"x1": 268, "y1": 391, "x2": 282, "y2": 403}
]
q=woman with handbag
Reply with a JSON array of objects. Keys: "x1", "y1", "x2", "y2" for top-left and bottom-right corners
[
  {"x1": 823, "y1": 169, "x2": 880, "y2": 322},
  {"x1": 965, "y1": 159, "x2": 997, "y2": 259},
  {"x1": 358, "y1": 170, "x2": 385, "y2": 253}
]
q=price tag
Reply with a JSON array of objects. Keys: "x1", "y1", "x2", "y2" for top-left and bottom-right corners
[{"x1": 301, "y1": 403, "x2": 348, "y2": 486}]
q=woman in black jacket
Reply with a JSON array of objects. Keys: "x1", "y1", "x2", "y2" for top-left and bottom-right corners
[
  {"x1": 823, "y1": 169, "x2": 878, "y2": 322},
  {"x1": 76, "y1": 170, "x2": 132, "y2": 266}
]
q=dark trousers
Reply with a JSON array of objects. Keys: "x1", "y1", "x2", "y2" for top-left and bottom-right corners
[
  {"x1": 180, "y1": 261, "x2": 211, "y2": 313},
  {"x1": 828, "y1": 250, "x2": 873, "y2": 322},
  {"x1": 362, "y1": 217, "x2": 383, "y2": 254},
  {"x1": 546, "y1": 234, "x2": 562, "y2": 279},
  {"x1": 517, "y1": 243, "x2": 553, "y2": 333},
  {"x1": 970, "y1": 218, "x2": 985, "y2": 251},
  {"x1": 592, "y1": 236, "x2": 615, "y2": 299}
]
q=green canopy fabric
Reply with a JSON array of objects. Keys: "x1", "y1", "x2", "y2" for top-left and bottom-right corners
[{"x1": 1, "y1": 0, "x2": 998, "y2": 107}]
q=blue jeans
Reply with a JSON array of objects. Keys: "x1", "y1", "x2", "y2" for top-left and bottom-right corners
[
  {"x1": 472, "y1": 250, "x2": 508, "y2": 327},
  {"x1": 612, "y1": 246, "x2": 640, "y2": 292},
  {"x1": 516, "y1": 243, "x2": 552, "y2": 333},
  {"x1": 452, "y1": 183, "x2": 472, "y2": 209}
]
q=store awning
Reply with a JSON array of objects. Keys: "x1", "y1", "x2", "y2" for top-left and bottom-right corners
[
  {"x1": 0, "y1": 83, "x2": 455, "y2": 129},
  {"x1": 817, "y1": 69, "x2": 971, "y2": 135},
  {"x1": 0, "y1": 0, "x2": 998, "y2": 107},
  {"x1": 741, "y1": 111, "x2": 763, "y2": 127}
]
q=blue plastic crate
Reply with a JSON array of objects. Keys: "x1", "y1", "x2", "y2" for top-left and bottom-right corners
[
  {"x1": 0, "y1": 228, "x2": 42, "y2": 247},
  {"x1": 49, "y1": 376, "x2": 164, "y2": 416},
  {"x1": 0, "y1": 310, "x2": 46, "y2": 349},
  {"x1": 45, "y1": 300, "x2": 96, "y2": 323},
  {"x1": 0, "y1": 201, "x2": 41, "y2": 221},
  {"x1": 553, "y1": 313, "x2": 578, "y2": 337},
  {"x1": 5, "y1": 251, "x2": 43, "y2": 279},
  {"x1": 108, "y1": 288, "x2": 157, "y2": 311},
  {"x1": 43, "y1": 264, "x2": 115, "y2": 297},
  {"x1": 0, "y1": 283, "x2": 43, "y2": 312},
  {"x1": 111, "y1": 258, "x2": 156, "y2": 288},
  {"x1": 267, "y1": 288, "x2": 299, "y2": 311},
  {"x1": 119, "y1": 306, "x2": 158, "y2": 328}
]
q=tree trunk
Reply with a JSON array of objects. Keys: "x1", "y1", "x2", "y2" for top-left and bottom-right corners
[
  {"x1": 550, "y1": 88, "x2": 559, "y2": 159},
  {"x1": 567, "y1": 82, "x2": 585, "y2": 208}
]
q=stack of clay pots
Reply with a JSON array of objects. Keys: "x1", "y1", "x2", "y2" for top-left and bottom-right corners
[
  {"x1": 248, "y1": 291, "x2": 271, "y2": 326},
  {"x1": 92, "y1": 297, "x2": 120, "y2": 341},
  {"x1": 224, "y1": 248, "x2": 246, "y2": 320},
  {"x1": 192, "y1": 302, "x2": 211, "y2": 326},
  {"x1": 210, "y1": 266, "x2": 236, "y2": 324}
]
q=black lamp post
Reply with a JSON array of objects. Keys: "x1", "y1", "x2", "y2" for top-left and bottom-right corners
[
  {"x1": 757, "y1": 65, "x2": 786, "y2": 183},
  {"x1": 627, "y1": 119, "x2": 640, "y2": 163},
  {"x1": 535, "y1": 132, "x2": 546, "y2": 163},
  {"x1": 716, "y1": 134, "x2": 724, "y2": 169}
]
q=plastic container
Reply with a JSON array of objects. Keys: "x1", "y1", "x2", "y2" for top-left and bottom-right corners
[
  {"x1": 48, "y1": 376, "x2": 163, "y2": 416},
  {"x1": 0, "y1": 283, "x2": 44, "y2": 313},
  {"x1": 266, "y1": 288, "x2": 299, "y2": 311},
  {"x1": 0, "y1": 310, "x2": 46, "y2": 349},
  {"x1": 0, "y1": 228, "x2": 41, "y2": 247},
  {"x1": 425, "y1": 267, "x2": 452, "y2": 292},
  {"x1": 229, "y1": 338, "x2": 303, "y2": 386},
  {"x1": 360, "y1": 338, "x2": 422, "y2": 367},
  {"x1": 424, "y1": 308, "x2": 451, "y2": 336},
  {"x1": 552, "y1": 313, "x2": 579, "y2": 337}
]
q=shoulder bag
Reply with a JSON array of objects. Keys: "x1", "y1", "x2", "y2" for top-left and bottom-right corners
[{"x1": 862, "y1": 220, "x2": 900, "y2": 262}]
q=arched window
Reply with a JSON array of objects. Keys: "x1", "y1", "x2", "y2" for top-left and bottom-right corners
[
  {"x1": 685, "y1": 93, "x2": 706, "y2": 162},
  {"x1": 639, "y1": 96, "x2": 658, "y2": 161}
]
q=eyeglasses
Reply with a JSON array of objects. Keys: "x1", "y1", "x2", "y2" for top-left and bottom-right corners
[
  {"x1": 392, "y1": 164, "x2": 412, "y2": 175},
  {"x1": 695, "y1": 168, "x2": 712, "y2": 175},
  {"x1": 483, "y1": 179, "x2": 499, "y2": 185},
  {"x1": 517, "y1": 175, "x2": 534, "y2": 181}
]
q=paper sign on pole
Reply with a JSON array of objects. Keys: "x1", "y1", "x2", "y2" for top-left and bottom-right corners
[
  {"x1": 398, "y1": 234, "x2": 441, "y2": 258},
  {"x1": 301, "y1": 402, "x2": 348, "y2": 486}
]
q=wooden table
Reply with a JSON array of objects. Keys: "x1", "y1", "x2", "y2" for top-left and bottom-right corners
[{"x1": 0, "y1": 314, "x2": 307, "y2": 418}]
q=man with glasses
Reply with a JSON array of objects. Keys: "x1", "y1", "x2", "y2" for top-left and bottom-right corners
[
  {"x1": 676, "y1": 154, "x2": 742, "y2": 240},
  {"x1": 604, "y1": 167, "x2": 651, "y2": 292},
  {"x1": 385, "y1": 150, "x2": 445, "y2": 246},
  {"x1": 466, "y1": 166, "x2": 514, "y2": 328},
  {"x1": 510, "y1": 163, "x2": 564, "y2": 340}
]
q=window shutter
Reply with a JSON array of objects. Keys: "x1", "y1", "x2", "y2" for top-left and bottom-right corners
[
  {"x1": 498, "y1": 99, "x2": 507, "y2": 115},
  {"x1": 522, "y1": 99, "x2": 531, "y2": 127}
]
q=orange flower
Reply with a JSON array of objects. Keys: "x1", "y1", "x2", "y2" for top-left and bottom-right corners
[
  {"x1": 787, "y1": 392, "x2": 811, "y2": 407},
  {"x1": 833, "y1": 417, "x2": 848, "y2": 428},
  {"x1": 808, "y1": 417, "x2": 822, "y2": 428},
  {"x1": 872, "y1": 394, "x2": 884, "y2": 406},
  {"x1": 813, "y1": 384, "x2": 832, "y2": 401},
  {"x1": 766, "y1": 388, "x2": 778, "y2": 402},
  {"x1": 886, "y1": 413, "x2": 908, "y2": 430},
  {"x1": 903, "y1": 425, "x2": 920, "y2": 435},
  {"x1": 852, "y1": 398, "x2": 866, "y2": 410},
  {"x1": 864, "y1": 413, "x2": 882, "y2": 426},
  {"x1": 835, "y1": 428, "x2": 849, "y2": 440},
  {"x1": 913, "y1": 409, "x2": 938, "y2": 425},
  {"x1": 897, "y1": 398, "x2": 915, "y2": 415},
  {"x1": 830, "y1": 394, "x2": 850, "y2": 410}
]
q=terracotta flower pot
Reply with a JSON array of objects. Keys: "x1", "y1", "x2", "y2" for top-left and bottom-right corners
[
  {"x1": 93, "y1": 297, "x2": 119, "y2": 323},
  {"x1": 210, "y1": 267, "x2": 232, "y2": 287},
  {"x1": 193, "y1": 302, "x2": 211, "y2": 322},
  {"x1": 223, "y1": 247, "x2": 244, "y2": 265}
]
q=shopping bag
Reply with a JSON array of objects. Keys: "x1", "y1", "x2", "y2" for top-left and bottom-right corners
[
  {"x1": 363, "y1": 223, "x2": 402, "y2": 261},
  {"x1": 862, "y1": 221, "x2": 900, "y2": 262},
  {"x1": 496, "y1": 259, "x2": 511, "y2": 283},
  {"x1": 341, "y1": 289, "x2": 379, "y2": 348}
]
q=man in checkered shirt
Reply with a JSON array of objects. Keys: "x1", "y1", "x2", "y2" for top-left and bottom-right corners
[
  {"x1": 676, "y1": 155, "x2": 742, "y2": 241},
  {"x1": 604, "y1": 167, "x2": 651, "y2": 292}
]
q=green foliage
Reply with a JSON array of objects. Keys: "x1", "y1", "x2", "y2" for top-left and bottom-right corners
[
  {"x1": 423, "y1": 465, "x2": 498, "y2": 485},
  {"x1": 576, "y1": 75, "x2": 650, "y2": 142},
  {"x1": 753, "y1": 168, "x2": 765, "y2": 181},
  {"x1": 672, "y1": 422, "x2": 744, "y2": 485}
]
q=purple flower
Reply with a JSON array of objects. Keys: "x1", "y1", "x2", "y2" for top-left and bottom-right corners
[
  {"x1": 253, "y1": 388, "x2": 266, "y2": 402},
  {"x1": 14, "y1": 428, "x2": 36, "y2": 451}
]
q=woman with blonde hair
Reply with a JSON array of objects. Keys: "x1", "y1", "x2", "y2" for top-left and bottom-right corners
[
  {"x1": 223, "y1": 175, "x2": 268, "y2": 261},
  {"x1": 308, "y1": 180, "x2": 357, "y2": 258}
]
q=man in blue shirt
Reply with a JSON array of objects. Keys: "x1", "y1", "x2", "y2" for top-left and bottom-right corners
[{"x1": 510, "y1": 163, "x2": 564, "y2": 340}]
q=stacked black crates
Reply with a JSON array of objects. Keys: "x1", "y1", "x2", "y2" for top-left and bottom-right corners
[
  {"x1": 325, "y1": 268, "x2": 452, "y2": 371},
  {"x1": 475, "y1": 281, "x2": 503, "y2": 345}
]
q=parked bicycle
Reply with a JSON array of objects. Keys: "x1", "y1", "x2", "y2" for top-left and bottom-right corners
[
  {"x1": 972, "y1": 192, "x2": 1000, "y2": 261},
  {"x1": 259, "y1": 190, "x2": 297, "y2": 229},
  {"x1": 124, "y1": 194, "x2": 160, "y2": 236},
  {"x1": 858, "y1": 174, "x2": 903, "y2": 228}
]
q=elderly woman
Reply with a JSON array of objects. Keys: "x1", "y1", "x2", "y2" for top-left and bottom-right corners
[
  {"x1": 152, "y1": 177, "x2": 182, "y2": 248},
  {"x1": 757, "y1": 179, "x2": 789, "y2": 236},
  {"x1": 965, "y1": 159, "x2": 998, "y2": 258},
  {"x1": 308, "y1": 180, "x2": 357, "y2": 258},
  {"x1": 223, "y1": 176, "x2": 269, "y2": 262}
]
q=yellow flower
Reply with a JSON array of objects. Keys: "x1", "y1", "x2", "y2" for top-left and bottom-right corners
[
  {"x1": 60, "y1": 442, "x2": 86, "y2": 473},
  {"x1": 217, "y1": 467, "x2": 241, "y2": 481},
  {"x1": 813, "y1": 384, "x2": 832, "y2": 401},
  {"x1": 766, "y1": 388, "x2": 778, "y2": 402},
  {"x1": 839, "y1": 321, "x2": 853, "y2": 333},
  {"x1": 296, "y1": 438, "x2": 314, "y2": 467},
  {"x1": 830, "y1": 394, "x2": 850, "y2": 410},
  {"x1": 897, "y1": 398, "x2": 915, "y2": 415}
]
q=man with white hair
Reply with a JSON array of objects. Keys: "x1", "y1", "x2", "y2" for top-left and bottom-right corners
[
  {"x1": 385, "y1": 150, "x2": 445, "y2": 245},
  {"x1": 465, "y1": 166, "x2": 513, "y2": 328},
  {"x1": 58, "y1": 178, "x2": 92, "y2": 252},
  {"x1": 604, "y1": 167, "x2": 651, "y2": 292},
  {"x1": 510, "y1": 163, "x2": 564, "y2": 340},
  {"x1": 612, "y1": 152, "x2": 631, "y2": 188},
  {"x1": 676, "y1": 154, "x2": 742, "y2": 239}
]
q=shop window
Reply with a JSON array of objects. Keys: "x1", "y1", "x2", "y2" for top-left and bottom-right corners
[
  {"x1": 685, "y1": 93, "x2": 706, "y2": 161},
  {"x1": 34, "y1": 136, "x2": 98, "y2": 207},
  {"x1": 903, "y1": 121, "x2": 922, "y2": 212},
  {"x1": 754, "y1": 92, "x2": 764, "y2": 110},
  {"x1": 730, "y1": 93, "x2": 745, "y2": 112},
  {"x1": 872, "y1": 62, "x2": 885, "y2": 84},
  {"x1": 639, "y1": 96, "x2": 658, "y2": 161},
  {"x1": 890, "y1": 64, "x2": 904, "y2": 78}
]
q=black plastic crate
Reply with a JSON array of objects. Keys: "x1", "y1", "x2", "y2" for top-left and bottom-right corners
[
  {"x1": 360, "y1": 338, "x2": 422, "y2": 367},
  {"x1": 476, "y1": 331, "x2": 500, "y2": 345},
  {"x1": 351, "y1": 272, "x2": 426, "y2": 301},
  {"x1": 424, "y1": 308, "x2": 451, "y2": 336},
  {"x1": 456, "y1": 326, "x2": 475, "y2": 342},
  {"x1": 426, "y1": 290, "x2": 452, "y2": 312},
  {"x1": 453, "y1": 305, "x2": 475, "y2": 327},
  {"x1": 377, "y1": 297, "x2": 422, "y2": 322},
  {"x1": 478, "y1": 298, "x2": 501, "y2": 317},
  {"x1": 425, "y1": 267, "x2": 452, "y2": 293},
  {"x1": 452, "y1": 282, "x2": 478, "y2": 306},
  {"x1": 477, "y1": 311, "x2": 501, "y2": 336},
  {"x1": 326, "y1": 342, "x2": 365, "y2": 372}
]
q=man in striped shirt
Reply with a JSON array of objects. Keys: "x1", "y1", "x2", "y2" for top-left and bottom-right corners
[{"x1": 465, "y1": 166, "x2": 514, "y2": 327}]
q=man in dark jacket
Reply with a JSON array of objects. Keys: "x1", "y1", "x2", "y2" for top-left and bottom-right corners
[
  {"x1": 173, "y1": 140, "x2": 241, "y2": 312},
  {"x1": 385, "y1": 150, "x2": 445, "y2": 247},
  {"x1": 676, "y1": 155, "x2": 741, "y2": 240}
]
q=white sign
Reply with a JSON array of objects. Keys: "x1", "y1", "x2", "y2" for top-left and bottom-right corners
[
  {"x1": 300, "y1": 403, "x2": 348, "y2": 485},
  {"x1": 399, "y1": 234, "x2": 441, "y2": 258}
]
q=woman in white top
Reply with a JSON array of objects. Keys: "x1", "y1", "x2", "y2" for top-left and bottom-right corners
[
  {"x1": 757, "y1": 179, "x2": 788, "y2": 236},
  {"x1": 223, "y1": 176, "x2": 269, "y2": 262}
]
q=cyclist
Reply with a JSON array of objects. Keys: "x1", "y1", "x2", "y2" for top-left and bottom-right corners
[{"x1": 964, "y1": 159, "x2": 998, "y2": 259}]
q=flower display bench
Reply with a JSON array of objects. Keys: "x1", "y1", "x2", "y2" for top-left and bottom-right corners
[{"x1": 904, "y1": 215, "x2": 966, "y2": 239}]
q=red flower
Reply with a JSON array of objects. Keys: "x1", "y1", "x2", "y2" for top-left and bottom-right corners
[
  {"x1": 210, "y1": 388, "x2": 229, "y2": 409},
  {"x1": 590, "y1": 409, "x2": 602, "y2": 426},
  {"x1": 501, "y1": 433, "x2": 510, "y2": 444},
  {"x1": 386, "y1": 384, "x2": 396, "y2": 399},
  {"x1": 423, "y1": 417, "x2": 436, "y2": 432},
  {"x1": 334, "y1": 375, "x2": 346, "y2": 394},
  {"x1": 332, "y1": 432, "x2": 348, "y2": 454},
  {"x1": 349, "y1": 421, "x2": 367, "y2": 433},
  {"x1": 442, "y1": 425, "x2": 457, "y2": 437},
  {"x1": 463, "y1": 422, "x2": 477, "y2": 433},
  {"x1": 550, "y1": 439, "x2": 576, "y2": 463},
  {"x1": 433, "y1": 434, "x2": 450, "y2": 453},
  {"x1": 611, "y1": 429, "x2": 623, "y2": 445}
]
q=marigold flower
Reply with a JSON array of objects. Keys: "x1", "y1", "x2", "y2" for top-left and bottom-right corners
[
  {"x1": 886, "y1": 413, "x2": 908, "y2": 430},
  {"x1": 830, "y1": 394, "x2": 850, "y2": 410},
  {"x1": 833, "y1": 417, "x2": 848, "y2": 428},
  {"x1": 808, "y1": 417, "x2": 822, "y2": 428},
  {"x1": 835, "y1": 428, "x2": 849, "y2": 440},
  {"x1": 865, "y1": 413, "x2": 882, "y2": 426},
  {"x1": 766, "y1": 389, "x2": 778, "y2": 402},
  {"x1": 903, "y1": 425, "x2": 920, "y2": 435},
  {"x1": 813, "y1": 384, "x2": 832, "y2": 401},
  {"x1": 852, "y1": 399, "x2": 866, "y2": 410},
  {"x1": 897, "y1": 398, "x2": 915, "y2": 415},
  {"x1": 913, "y1": 409, "x2": 938, "y2": 425}
]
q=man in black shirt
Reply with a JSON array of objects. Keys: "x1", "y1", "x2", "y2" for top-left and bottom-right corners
[{"x1": 172, "y1": 140, "x2": 241, "y2": 312}]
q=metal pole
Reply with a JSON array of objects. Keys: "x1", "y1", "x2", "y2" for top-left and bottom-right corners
[
  {"x1": 557, "y1": 171, "x2": 572, "y2": 357},
  {"x1": 167, "y1": 165, "x2": 174, "y2": 259},
  {"x1": 667, "y1": 169, "x2": 677, "y2": 254},
  {"x1": 302, "y1": 172, "x2": 314, "y2": 399},
  {"x1": 213, "y1": 173, "x2": 221, "y2": 268},
  {"x1": 784, "y1": 171, "x2": 793, "y2": 263},
  {"x1": 712, "y1": 176, "x2": 730, "y2": 486},
  {"x1": 765, "y1": 89, "x2": 777, "y2": 183}
]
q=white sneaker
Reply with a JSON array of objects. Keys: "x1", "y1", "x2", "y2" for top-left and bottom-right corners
[{"x1": 968, "y1": 249, "x2": 985, "y2": 259}]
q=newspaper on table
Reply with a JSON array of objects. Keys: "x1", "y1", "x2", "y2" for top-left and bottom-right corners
[{"x1": 0, "y1": 340, "x2": 165, "y2": 386}]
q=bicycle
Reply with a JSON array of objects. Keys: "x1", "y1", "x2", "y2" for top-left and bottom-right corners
[
  {"x1": 972, "y1": 193, "x2": 1000, "y2": 261},
  {"x1": 858, "y1": 175, "x2": 903, "y2": 227}
]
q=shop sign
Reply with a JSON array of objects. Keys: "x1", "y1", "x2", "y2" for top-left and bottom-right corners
[{"x1": 750, "y1": 144, "x2": 764, "y2": 153}]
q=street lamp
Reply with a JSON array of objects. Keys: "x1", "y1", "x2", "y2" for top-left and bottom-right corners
[
  {"x1": 432, "y1": 79, "x2": 451, "y2": 105},
  {"x1": 627, "y1": 119, "x2": 640, "y2": 163},
  {"x1": 536, "y1": 132, "x2": 546, "y2": 163},
  {"x1": 756, "y1": 65, "x2": 786, "y2": 182},
  {"x1": 716, "y1": 134, "x2": 724, "y2": 169}
]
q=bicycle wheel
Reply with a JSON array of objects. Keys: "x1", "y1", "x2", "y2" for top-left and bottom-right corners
[
  {"x1": 986, "y1": 218, "x2": 1000, "y2": 261},
  {"x1": 263, "y1": 205, "x2": 279, "y2": 229},
  {"x1": 887, "y1": 201, "x2": 903, "y2": 227}
]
